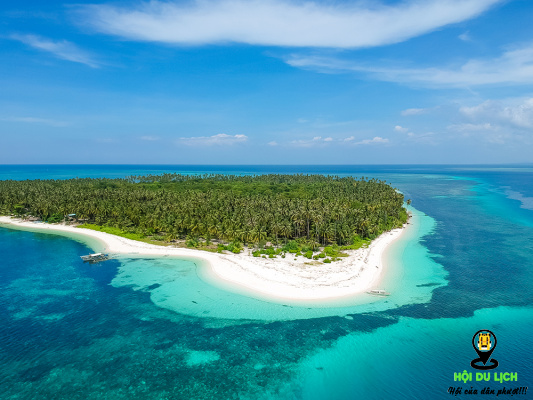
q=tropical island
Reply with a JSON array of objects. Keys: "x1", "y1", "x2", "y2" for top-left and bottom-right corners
[{"x1": 0, "y1": 174, "x2": 411, "y2": 300}]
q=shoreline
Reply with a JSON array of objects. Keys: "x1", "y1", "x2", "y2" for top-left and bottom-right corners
[{"x1": 0, "y1": 216, "x2": 408, "y2": 302}]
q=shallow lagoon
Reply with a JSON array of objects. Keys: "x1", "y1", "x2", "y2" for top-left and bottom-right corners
[{"x1": 107, "y1": 207, "x2": 446, "y2": 322}]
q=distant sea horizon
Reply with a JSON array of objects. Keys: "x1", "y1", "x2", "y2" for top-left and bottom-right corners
[{"x1": 2, "y1": 163, "x2": 533, "y2": 181}]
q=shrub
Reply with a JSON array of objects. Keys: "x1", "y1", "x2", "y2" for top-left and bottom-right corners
[
  {"x1": 340, "y1": 235, "x2": 371, "y2": 250},
  {"x1": 186, "y1": 237, "x2": 199, "y2": 248},
  {"x1": 304, "y1": 250, "x2": 313, "y2": 259},
  {"x1": 226, "y1": 241, "x2": 242, "y2": 254},
  {"x1": 282, "y1": 240, "x2": 299, "y2": 253},
  {"x1": 323, "y1": 258, "x2": 331, "y2": 263},
  {"x1": 46, "y1": 213, "x2": 63, "y2": 223}
]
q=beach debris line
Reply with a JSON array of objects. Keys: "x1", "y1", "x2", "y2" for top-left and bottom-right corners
[{"x1": 80, "y1": 253, "x2": 111, "y2": 263}]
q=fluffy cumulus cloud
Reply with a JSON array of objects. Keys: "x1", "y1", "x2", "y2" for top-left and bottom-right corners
[
  {"x1": 178, "y1": 133, "x2": 248, "y2": 145},
  {"x1": 449, "y1": 98, "x2": 533, "y2": 144},
  {"x1": 75, "y1": 0, "x2": 501, "y2": 48},
  {"x1": 286, "y1": 42, "x2": 533, "y2": 87},
  {"x1": 460, "y1": 99, "x2": 533, "y2": 129},
  {"x1": 10, "y1": 34, "x2": 100, "y2": 68},
  {"x1": 394, "y1": 125, "x2": 409, "y2": 133},
  {"x1": 354, "y1": 136, "x2": 389, "y2": 145}
]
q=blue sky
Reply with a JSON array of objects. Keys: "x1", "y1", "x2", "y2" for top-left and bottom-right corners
[{"x1": 1, "y1": 0, "x2": 533, "y2": 164}]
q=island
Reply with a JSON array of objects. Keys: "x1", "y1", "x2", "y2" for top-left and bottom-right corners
[{"x1": 0, "y1": 174, "x2": 410, "y2": 300}]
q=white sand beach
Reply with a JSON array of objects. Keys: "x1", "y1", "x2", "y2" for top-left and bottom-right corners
[{"x1": 0, "y1": 216, "x2": 406, "y2": 301}]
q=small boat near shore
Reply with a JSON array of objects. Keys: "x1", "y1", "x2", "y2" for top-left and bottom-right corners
[
  {"x1": 366, "y1": 289, "x2": 390, "y2": 296},
  {"x1": 80, "y1": 253, "x2": 110, "y2": 263}
]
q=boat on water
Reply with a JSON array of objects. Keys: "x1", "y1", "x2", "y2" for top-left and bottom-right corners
[
  {"x1": 366, "y1": 289, "x2": 390, "y2": 296},
  {"x1": 80, "y1": 253, "x2": 109, "y2": 263}
]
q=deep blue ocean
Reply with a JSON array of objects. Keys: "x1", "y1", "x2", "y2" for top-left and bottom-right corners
[{"x1": 1, "y1": 165, "x2": 532, "y2": 399}]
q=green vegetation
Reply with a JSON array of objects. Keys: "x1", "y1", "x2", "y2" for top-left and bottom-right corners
[
  {"x1": 224, "y1": 241, "x2": 243, "y2": 254},
  {"x1": 46, "y1": 213, "x2": 64, "y2": 223},
  {"x1": 0, "y1": 174, "x2": 409, "y2": 259},
  {"x1": 78, "y1": 224, "x2": 175, "y2": 247}
]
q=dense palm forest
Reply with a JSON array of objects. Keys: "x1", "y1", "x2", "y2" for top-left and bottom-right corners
[{"x1": 0, "y1": 174, "x2": 408, "y2": 248}]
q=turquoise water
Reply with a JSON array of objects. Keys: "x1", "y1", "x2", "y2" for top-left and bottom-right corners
[
  {"x1": 1, "y1": 165, "x2": 532, "y2": 399},
  {"x1": 107, "y1": 207, "x2": 446, "y2": 322}
]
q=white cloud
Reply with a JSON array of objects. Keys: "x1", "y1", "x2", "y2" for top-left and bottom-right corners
[
  {"x1": 291, "y1": 136, "x2": 327, "y2": 147},
  {"x1": 394, "y1": 124, "x2": 426, "y2": 139},
  {"x1": 268, "y1": 141, "x2": 278, "y2": 146},
  {"x1": 448, "y1": 122, "x2": 496, "y2": 132},
  {"x1": 179, "y1": 133, "x2": 248, "y2": 145},
  {"x1": 401, "y1": 108, "x2": 430, "y2": 116},
  {"x1": 0, "y1": 116, "x2": 68, "y2": 127},
  {"x1": 446, "y1": 123, "x2": 506, "y2": 143},
  {"x1": 394, "y1": 125, "x2": 409, "y2": 133},
  {"x1": 354, "y1": 136, "x2": 389, "y2": 145},
  {"x1": 11, "y1": 34, "x2": 100, "y2": 68},
  {"x1": 76, "y1": 0, "x2": 501, "y2": 48},
  {"x1": 446, "y1": 98, "x2": 533, "y2": 144},
  {"x1": 285, "y1": 42, "x2": 533, "y2": 87},
  {"x1": 460, "y1": 99, "x2": 533, "y2": 129},
  {"x1": 458, "y1": 31, "x2": 471, "y2": 41},
  {"x1": 140, "y1": 135, "x2": 160, "y2": 141},
  {"x1": 291, "y1": 135, "x2": 389, "y2": 147},
  {"x1": 406, "y1": 131, "x2": 436, "y2": 143}
]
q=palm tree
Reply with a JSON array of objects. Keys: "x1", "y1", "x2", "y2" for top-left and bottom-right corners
[{"x1": 0, "y1": 173, "x2": 408, "y2": 246}]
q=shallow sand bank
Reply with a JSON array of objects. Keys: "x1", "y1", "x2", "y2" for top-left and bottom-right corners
[{"x1": 0, "y1": 216, "x2": 406, "y2": 301}]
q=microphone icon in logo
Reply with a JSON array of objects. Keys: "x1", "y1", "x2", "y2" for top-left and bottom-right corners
[{"x1": 470, "y1": 330, "x2": 499, "y2": 370}]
